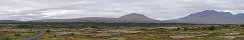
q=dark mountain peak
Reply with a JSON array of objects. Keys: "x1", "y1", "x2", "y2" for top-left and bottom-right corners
[
  {"x1": 197, "y1": 10, "x2": 233, "y2": 15},
  {"x1": 165, "y1": 10, "x2": 244, "y2": 24},
  {"x1": 236, "y1": 13, "x2": 244, "y2": 16},
  {"x1": 187, "y1": 10, "x2": 233, "y2": 18},
  {"x1": 121, "y1": 13, "x2": 144, "y2": 16},
  {"x1": 117, "y1": 13, "x2": 159, "y2": 22},
  {"x1": 201, "y1": 10, "x2": 218, "y2": 12},
  {"x1": 119, "y1": 13, "x2": 148, "y2": 19},
  {"x1": 129, "y1": 13, "x2": 142, "y2": 15}
]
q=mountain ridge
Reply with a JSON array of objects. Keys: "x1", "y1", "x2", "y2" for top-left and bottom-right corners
[
  {"x1": 29, "y1": 13, "x2": 161, "y2": 23},
  {"x1": 1, "y1": 10, "x2": 244, "y2": 24},
  {"x1": 164, "y1": 10, "x2": 244, "y2": 24}
]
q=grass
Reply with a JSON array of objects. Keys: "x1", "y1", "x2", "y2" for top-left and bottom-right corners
[{"x1": 1, "y1": 24, "x2": 244, "y2": 40}]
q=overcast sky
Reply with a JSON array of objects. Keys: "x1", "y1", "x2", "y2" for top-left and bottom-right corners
[{"x1": 0, "y1": 0, "x2": 244, "y2": 21}]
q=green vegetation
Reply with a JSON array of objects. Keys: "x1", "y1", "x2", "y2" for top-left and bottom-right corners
[
  {"x1": 1, "y1": 24, "x2": 244, "y2": 40},
  {"x1": 15, "y1": 24, "x2": 90, "y2": 29},
  {"x1": 0, "y1": 31, "x2": 39, "y2": 40}
]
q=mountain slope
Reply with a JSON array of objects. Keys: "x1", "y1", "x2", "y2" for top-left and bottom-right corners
[
  {"x1": 0, "y1": 20, "x2": 21, "y2": 23},
  {"x1": 117, "y1": 13, "x2": 160, "y2": 23},
  {"x1": 164, "y1": 10, "x2": 244, "y2": 24},
  {"x1": 232, "y1": 13, "x2": 244, "y2": 23},
  {"x1": 30, "y1": 13, "x2": 161, "y2": 23}
]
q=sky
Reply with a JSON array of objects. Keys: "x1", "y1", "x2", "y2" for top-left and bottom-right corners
[{"x1": 0, "y1": 0, "x2": 244, "y2": 21}]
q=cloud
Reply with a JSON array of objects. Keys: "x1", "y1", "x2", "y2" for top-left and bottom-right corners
[{"x1": 0, "y1": 0, "x2": 244, "y2": 21}]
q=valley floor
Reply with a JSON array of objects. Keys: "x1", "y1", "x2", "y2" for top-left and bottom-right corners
[{"x1": 1, "y1": 24, "x2": 244, "y2": 40}]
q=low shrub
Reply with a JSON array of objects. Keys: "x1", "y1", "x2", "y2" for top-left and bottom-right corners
[{"x1": 14, "y1": 34, "x2": 22, "y2": 36}]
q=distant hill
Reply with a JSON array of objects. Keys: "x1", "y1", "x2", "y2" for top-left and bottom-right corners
[
  {"x1": 0, "y1": 20, "x2": 21, "y2": 23},
  {"x1": 2, "y1": 10, "x2": 244, "y2": 24},
  {"x1": 29, "y1": 13, "x2": 161, "y2": 23},
  {"x1": 116, "y1": 13, "x2": 160, "y2": 23},
  {"x1": 164, "y1": 10, "x2": 244, "y2": 24}
]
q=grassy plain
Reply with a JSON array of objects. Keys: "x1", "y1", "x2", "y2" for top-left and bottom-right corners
[{"x1": 0, "y1": 24, "x2": 244, "y2": 40}]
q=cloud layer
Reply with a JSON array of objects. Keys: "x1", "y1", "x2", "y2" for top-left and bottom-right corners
[{"x1": 0, "y1": 0, "x2": 244, "y2": 21}]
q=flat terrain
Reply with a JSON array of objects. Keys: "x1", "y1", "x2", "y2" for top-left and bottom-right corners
[
  {"x1": 0, "y1": 29, "x2": 40, "y2": 40},
  {"x1": 0, "y1": 23, "x2": 244, "y2": 40},
  {"x1": 38, "y1": 26, "x2": 244, "y2": 40}
]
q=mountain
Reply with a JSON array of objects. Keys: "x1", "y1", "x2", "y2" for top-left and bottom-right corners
[
  {"x1": 30, "y1": 13, "x2": 161, "y2": 23},
  {"x1": 119, "y1": 13, "x2": 153, "y2": 20},
  {"x1": 0, "y1": 20, "x2": 21, "y2": 23},
  {"x1": 232, "y1": 13, "x2": 244, "y2": 23},
  {"x1": 117, "y1": 13, "x2": 160, "y2": 23},
  {"x1": 164, "y1": 10, "x2": 244, "y2": 24},
  {"x1": 4, "y1": 10, "x2": 244, "y2": 24},
  {"x1": 234, "y1": 13, "x2": 244, "y2": 19}
]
